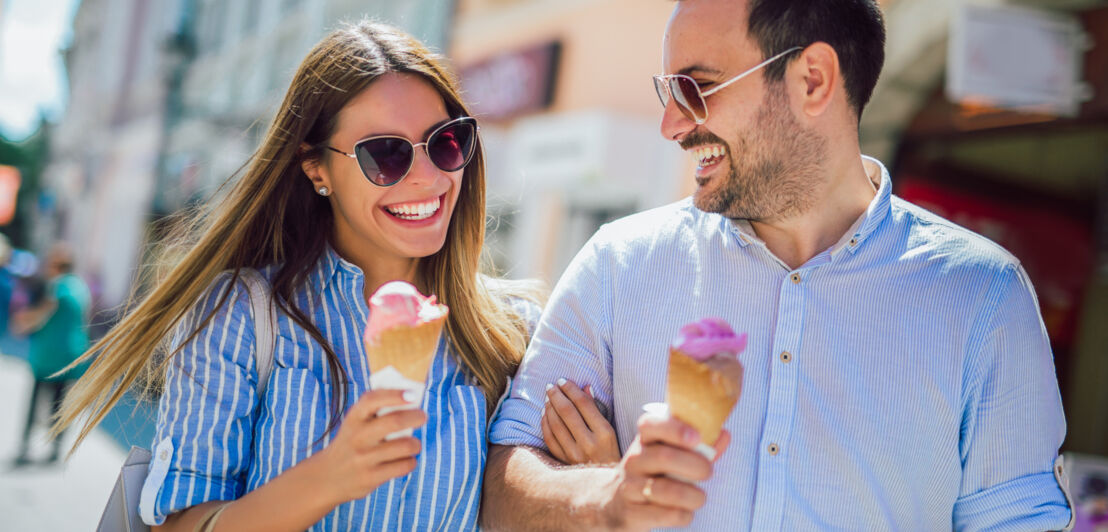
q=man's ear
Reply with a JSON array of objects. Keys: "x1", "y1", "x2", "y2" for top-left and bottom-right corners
[
  {"x1": 299, "y1": 142, "x2": 328, "y2": 188},
  {"x1": 791, "y1": 42, "x2": 839, "y2": 119}
]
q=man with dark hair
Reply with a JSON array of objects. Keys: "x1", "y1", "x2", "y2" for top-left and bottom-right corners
[{"x1": 481, "y1": 0, "x2": 1071, "y2": 530}]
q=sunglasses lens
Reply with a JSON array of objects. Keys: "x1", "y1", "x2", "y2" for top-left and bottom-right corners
[
  {"x1": 653, "y1": 77, "x2": 670, "y2": 108},
  {"x1": 355, "y1": 137, "x2": 413, "y2": 186},
  {"x1": 429, "y1": 120, "x2": 477, "y2": 172},
  {"x1": 670, "y1": 76, "x2": 706, "y2": 123}
]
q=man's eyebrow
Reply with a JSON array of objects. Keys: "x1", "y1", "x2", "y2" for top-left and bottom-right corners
[{"x1": 676, "y1": 64, "x2": 723, "y2": 77}]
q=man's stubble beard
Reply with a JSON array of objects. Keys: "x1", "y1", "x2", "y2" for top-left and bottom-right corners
[{"x1": 693, "y1": 86, "x2": 828, "y2": 221}]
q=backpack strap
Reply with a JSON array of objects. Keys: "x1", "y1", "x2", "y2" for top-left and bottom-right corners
[{"x1": 239, "y1": 269, "x2": 276, "y2": 399}]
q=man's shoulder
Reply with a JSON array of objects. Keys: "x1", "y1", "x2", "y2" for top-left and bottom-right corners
[
  {"x1": 591, "y1": 197, "x2": 710, "y2": 249},
  {"x1": 888, "y1": 196, "x2": 1020, "y2": 273}
]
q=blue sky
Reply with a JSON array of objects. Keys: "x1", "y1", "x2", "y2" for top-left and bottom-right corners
[{"x1": 0, "y1": 0, "x2": 79, "y2": 141}]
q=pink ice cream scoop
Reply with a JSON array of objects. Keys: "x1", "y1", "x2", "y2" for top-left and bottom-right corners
[
  {"x1": 671, "y1": 317, "x2": 748, "y2": 361},
  {"x1": 364, "y1": 281, "x2": 448, "y2": 347}
]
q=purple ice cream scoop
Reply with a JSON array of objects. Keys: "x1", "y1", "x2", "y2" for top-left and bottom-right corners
[{"x1": 672, "y1": 317, "x2": 748, "y2": 361}]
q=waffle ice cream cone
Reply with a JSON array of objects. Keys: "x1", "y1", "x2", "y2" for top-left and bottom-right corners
[
  {"x1": 365, "y1": 316, "x2": 445, "y2": 383},
  {"x1": 364, "y1": 281, "x2": 449, "y2": 439},
  {"x1": 665, "y1": 318, "x2": 746, "y2": 459}
]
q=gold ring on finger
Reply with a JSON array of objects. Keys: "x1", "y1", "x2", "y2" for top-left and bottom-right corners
[{"x1": 642, "y1": 477, "x2": 655, "y2": 501}]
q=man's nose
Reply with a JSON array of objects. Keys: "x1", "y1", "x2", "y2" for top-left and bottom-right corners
[{"x1": 659, "y1": 97, "x2": 697, "y2": 143}]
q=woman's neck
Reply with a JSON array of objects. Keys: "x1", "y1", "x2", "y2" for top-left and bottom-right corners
[{"x1": 329, "y1": 237, "x2": 420, "y2": 300}]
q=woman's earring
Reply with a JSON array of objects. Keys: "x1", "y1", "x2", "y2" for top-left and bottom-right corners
[{"x1": 317, "y1": 186, "x2": 330, "y2": 197}]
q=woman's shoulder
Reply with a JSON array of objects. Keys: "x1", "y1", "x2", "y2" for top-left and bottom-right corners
[{"x1": 190, "y1": 267, "x2": 275, "y2": 317}]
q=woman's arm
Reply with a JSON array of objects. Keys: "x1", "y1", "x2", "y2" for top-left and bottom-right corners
[{"x1": 155, "y1": 389, "x2": 427, "y2": 532}]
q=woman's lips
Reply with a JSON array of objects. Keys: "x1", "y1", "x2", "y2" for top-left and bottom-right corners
[{"x1": 381, "y1": 193, "x2": 448, "y2": 227}]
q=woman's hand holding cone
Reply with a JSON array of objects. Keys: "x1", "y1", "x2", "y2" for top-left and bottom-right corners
[{"x1": 309, "y1": 389, "x2": 428, "y2": 506}]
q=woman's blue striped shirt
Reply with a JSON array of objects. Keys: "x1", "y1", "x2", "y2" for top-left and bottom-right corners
[{"x1": 139, "y1": 246, "x2": 531, "y2": 530}]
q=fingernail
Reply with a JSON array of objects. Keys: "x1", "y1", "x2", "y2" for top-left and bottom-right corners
[
  {"x1": 556, "y1": 378, "x2": 567, "y2": 387},
  {"x1": 545, "y1": 383, "x2": 554, "y2": 392},
  {"x1": 402, "y1": 390, "x2": 419, "y2": 403},
  {"x1": 586, "y1": 386, "x2": 595, "y2": 398}
]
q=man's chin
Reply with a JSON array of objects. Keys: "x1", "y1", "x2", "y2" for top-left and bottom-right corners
[{"x1": 692, "y1": 188, "x2": 727, "y2": 215}]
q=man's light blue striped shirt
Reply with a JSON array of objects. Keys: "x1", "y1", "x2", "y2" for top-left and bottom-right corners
[
  {"x1": 490, "y1": 157, "x2": 1072, "y2": 530},
  {"x1": 140, "y1": 247, "x2": 503, "y2": 531}
]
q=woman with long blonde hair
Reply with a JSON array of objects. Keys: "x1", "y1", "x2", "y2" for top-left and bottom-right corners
[{"x1": 49, "y1": 20, "x2": 579, "y2": 531}]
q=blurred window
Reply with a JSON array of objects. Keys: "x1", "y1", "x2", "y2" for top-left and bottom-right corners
[{"x1": 243, "y1": 0, "x2": 261, "y2": 35}]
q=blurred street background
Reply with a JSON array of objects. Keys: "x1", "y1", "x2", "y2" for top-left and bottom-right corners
[{"x1": 1, "y1": 0, "x2": 1107, "y2": 529}]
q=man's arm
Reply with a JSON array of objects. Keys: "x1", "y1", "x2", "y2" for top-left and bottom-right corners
[
  {"x1": 12, "y1": 296, "x2": 55, "y2": 335},
  {"x1": 481, "y1": 416, "x2": 730, "y2": 532},
  {"x1": 952, "y1": 264, "x2": 1072, "y2": 531},
  {"x1": 481, "y1": 445, "x2": 617, "y2": 532}
]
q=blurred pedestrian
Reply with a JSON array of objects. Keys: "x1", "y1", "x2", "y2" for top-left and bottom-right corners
[{"x1": 11, "y1": 242, "x2": 90, "y2": 465}]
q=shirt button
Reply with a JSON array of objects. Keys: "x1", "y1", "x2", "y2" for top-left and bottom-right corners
[
  {"x1": 849, "y1": 237, "x2": 858, "y2": 246},
  {"x1": 780, "y1": 351, "x2": 792, "y2": 363},
  {"x1": 159, "y1": 449, "x2": 169, "y2": 460},
  {"x1": 790, "y1": 273, "x2": 801, "y2": 284},
  {"x1": 768, "y1": 443, "x2": 780, "y2": 455}
]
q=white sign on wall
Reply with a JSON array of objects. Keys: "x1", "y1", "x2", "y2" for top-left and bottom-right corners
[{"x1": 947, "y1": 4, "x2": 1092, "y2": 117}]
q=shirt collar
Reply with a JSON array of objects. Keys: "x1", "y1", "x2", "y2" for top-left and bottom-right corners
[
  {"x1": 726, "y1": 155, "x2": 892, "y2": 257},
  {"x1": 311, "y1": 242, "x2": 364, "y2": 294}
]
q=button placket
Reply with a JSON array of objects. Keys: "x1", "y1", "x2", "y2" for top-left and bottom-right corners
[{"x1": 751, "y1": 267, "x2": 807, "y2": 528}]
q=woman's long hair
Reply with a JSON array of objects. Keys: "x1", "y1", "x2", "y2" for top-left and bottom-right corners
[{"x1": 54, "y1": 20, "x2": 539, "y2": 451}]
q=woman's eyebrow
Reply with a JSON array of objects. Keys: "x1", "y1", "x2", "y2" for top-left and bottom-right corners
[{"x1": 353, "y1": 117, "x2": 453, "y2": 143}]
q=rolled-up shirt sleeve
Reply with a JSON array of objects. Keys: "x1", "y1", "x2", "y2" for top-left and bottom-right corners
[
  {"x1": 139, "y1": 274, "x2": 259, "y2": 526},
  {"x1": 489, "y1": 231, "x2": 615, "y2": 449},
  {"x1": 954, "y1": 264, "x2": 1072, "y2": 531}
]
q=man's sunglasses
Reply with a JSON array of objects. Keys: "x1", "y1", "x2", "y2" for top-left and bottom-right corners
[
  {"x1": 653, "y1": 47, "x2": 803, "y2": 125},
  {"x1": 327, "y1": 116, "x2": 479, "y2": 187}
]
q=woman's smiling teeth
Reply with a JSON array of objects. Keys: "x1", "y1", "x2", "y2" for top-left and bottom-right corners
[
  {"x1": 693, "y1": 144, "x2": 727, "y2": 168},
  {"x1": 385, "y1": 196, "x2": 441, "y2": 221}
]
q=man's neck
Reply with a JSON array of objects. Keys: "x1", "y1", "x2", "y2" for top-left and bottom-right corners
[{"x1": 748, "y1": 156, "x2": 878, "y2": 270}]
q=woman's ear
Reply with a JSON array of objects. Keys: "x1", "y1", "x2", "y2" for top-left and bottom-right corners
[{"x1": 300, "y1": 142, "x2": 328, "y2": 189}]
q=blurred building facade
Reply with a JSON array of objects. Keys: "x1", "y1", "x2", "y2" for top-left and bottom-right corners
[
  {"x1": 40, "y1": 0, "x2": 188, "y2": 317},
  {"x1": 452, "y1": 0, "x2": 687, "y2": 282}
]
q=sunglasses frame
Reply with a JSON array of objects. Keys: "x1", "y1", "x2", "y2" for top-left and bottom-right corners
[
  {"x1": 653, "y1": 46, "x2": 804, "y2": 125},
  {"x1": 327, "y1": 116, "x2": 480, "y2": 187}
]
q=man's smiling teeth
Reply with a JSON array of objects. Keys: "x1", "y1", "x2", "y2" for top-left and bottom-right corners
[
  {"x1": 692, "y1": 145, "x2": 727, "y2": 167},
  {"x1": 386, "y1": 197, "x2": 440, "y2": 221}
]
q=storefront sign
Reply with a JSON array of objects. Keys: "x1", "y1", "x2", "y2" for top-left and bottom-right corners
[
  {"x1": 947, "y1": 4, "x2": 1091, "y2": 117},
  {"x1": 460, "y1": 41, "x2": 561, "y2": 122}
]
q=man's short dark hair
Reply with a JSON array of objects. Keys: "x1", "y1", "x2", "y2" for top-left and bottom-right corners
[{"x1": 747, "y1": 0, "x2": 886, "y2": 119}]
